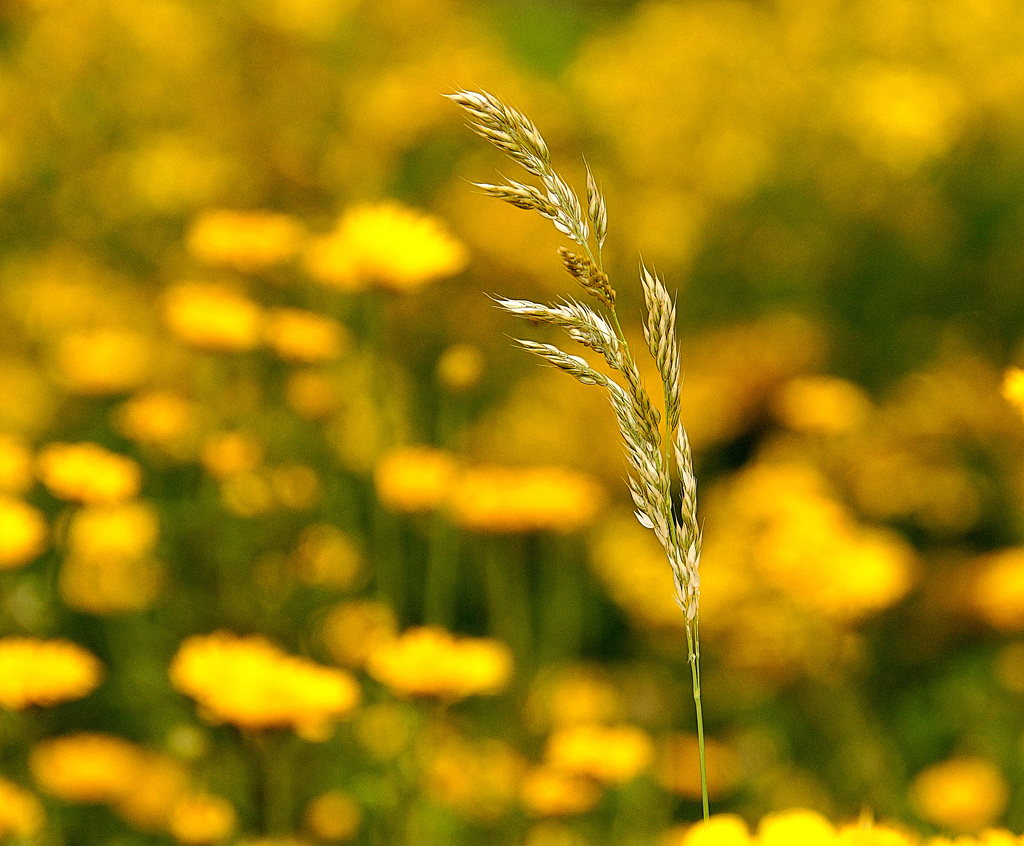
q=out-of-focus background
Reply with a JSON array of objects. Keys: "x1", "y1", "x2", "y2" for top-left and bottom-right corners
[{"x1": 3, "y1": 0, "x2": 1024, "y2": 843}]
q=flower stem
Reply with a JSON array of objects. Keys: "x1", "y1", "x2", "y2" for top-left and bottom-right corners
[{"x1": 685, "y1": 615, "x2": 709, "y2": 824}]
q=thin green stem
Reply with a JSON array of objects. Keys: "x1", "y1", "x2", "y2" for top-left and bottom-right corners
[{"x1": 685, "y1": 615, "x2": 709, "y2": 824}]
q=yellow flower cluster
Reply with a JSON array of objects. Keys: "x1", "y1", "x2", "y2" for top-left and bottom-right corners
[
  {"x1": 37, "y1": 442, "x2": 142, "y2": 504},
  {"x1": 373, "y1": 446, "x2": 607, "y2": 533},
  {"x1": 663, "y1": 807, "x2": 1020, "y2": 846},
  {"x1": 30, "y1": 732, "x2": 234, "y2": 839},
  {"x1": 187, "y1": 209, "x2": 304, "y2": 272},
  {"x1": 305, "y1": 202, "x2": 468, "y2": 292},
  {"x1": 169, "y1": 631, "x2": 361, "y2": 738},
  {"x1": 0, "y1": 436, "x2": 33, "y2": 494},
  {"x1": 972, "y1": 548, "x2": 1024, "y2": 631},
  {"x1": 366, "y1": 626, "x2": 512, "y2": 699},
  {"x1": 0, "y1": 637, "x2": 102, "y2": 710}
]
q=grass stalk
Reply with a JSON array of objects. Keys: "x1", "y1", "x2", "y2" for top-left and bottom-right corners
[{"x1": 449, "y1": 88, "x2": 708, "y2": 824}]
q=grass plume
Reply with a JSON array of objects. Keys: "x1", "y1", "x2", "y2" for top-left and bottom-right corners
[{"x1": 447, "y1": 88, "x2": 709, "y2": 822}]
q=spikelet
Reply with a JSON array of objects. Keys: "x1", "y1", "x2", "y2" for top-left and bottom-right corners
[{"x1": 447, "y1": 89, "x2": 700, "y2": 621}]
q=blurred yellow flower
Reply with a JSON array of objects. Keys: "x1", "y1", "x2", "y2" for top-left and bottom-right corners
[
  {"x1": 0, "y1": 497, "x2": 47, "y2": 569},
  {"x1": 289, "y1": 524, "x2": 362, "y2": 588},
  {"x1": 424, "y1": 734, "x2": 526, "y2": 822},
  {"x1": 657, "y1": 733, "x2": 740, "y2": 801},
  {"x1": 286, "y1": 369, "x2": 342, "y2": 420},
  {"x1": 836, "y1": 819, "x2": 917, "y2": 846},
  {"x1": 772, "y1": 375, "x2": 873, "y2": 435},
  {"x1": 366, "y1": 626, "x2": 512, "y2": 700},
  {"x1": 37, "y1": 442, "x2": 141, "y2": 504},
  {"x1": 60, "y1": 555, "x2": 165, "y2": 615},
  {"x1": 169, "y1": 631, "x2": 361, "y2": 737},
  {"x1": 544, "y1": 724, "x2": 653, "y2": 785},
  {"x1": 757, "y1": 809, "x2": 838, "y2": 846},
  {"x1": 163, "y1": 282, "x2": 262, "y2": 352},
  {"x1": 168, "y1": 793, "x2": 238, "y2": 845},
  {"x1": 305, "y1": 202, "x2": 468, "y2": 292},
  {"x1": 270, "y1": 463, "x2": 321, "y2": 510},
  {"x1": 436, "y1": 343, "x2": 485, "y2": 391},
  {"x1": 1001, "y1": 367, "x2": 1024, "y2": 417},
  {"x1": 910, "y1": 758, "x2": 1009, "y2": 833},
  {"x1": 264, "y1": 307, "x2": 347, "y2": 363},
  {"x1": 450, "y1": 465, "x2": 606, "y2": 534},
  {"x1": 374, "y1": 446, "x2": 458, "y2": 513},
  {"x1": 55, "y1": 328, "x2": 152, "y2": 396},
  {"x1": 113, "y1": 754, "x2": 189, "y2": 831},
  {"x1": 322, "y1": 600, "x2": 397, "y2": 669},
  {"x1": 304, "y1": 790, "x2": 362, "y2": 841},
  {"x1": 115, "y1": 391, "x2": 198, "y2": 453},
  {"x1": 187, "y1": 209, "x2": 304, "y2": 272},
  {"x1": 0, "y1": 637, "x2": 102, "y2": 710},
  {"x1": 30, "y1": 733, "x2": 143, "y2": 803},
  {"x1": 352, "y1": 702, "x2": 414, "y2": 761},
  {"x1": 661, "y1": 815, "x2": 752, "y2": 846},
  {"x1": 520, "y1": 767, "x2": 601, "y2": 817},
  {"x1": 525, "y1": 665, "x2": 623, "y2": 731},
  {"x1": 973, "y1": 548, "x2": 1024, "y2": 631},
  {"x1": 219, "y1": 471, "x2": 275, "y2": 517},
  {"x1": 0, "y1": 435, "x2": 33, "y2": 494},
  {"x1": 200, "y1": 431, "x2": 264, "y2": 479},
  {"x1": 0, "y1": 777, "x2": 45, "y2": 840}
]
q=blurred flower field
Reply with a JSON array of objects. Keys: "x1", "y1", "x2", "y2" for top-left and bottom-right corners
[{"x1": 5, "y1": 0, "x2": 1024, "y2": 843}]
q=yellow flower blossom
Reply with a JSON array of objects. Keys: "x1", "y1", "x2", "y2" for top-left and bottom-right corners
[
  {"x1": 323, "y1": 600, "x2": 397, "y2": 669},
  {"x1": 366, "y1": 626, "x2": 512, "y2": 700},
  {"x1": 1001, "y1": 367, "x2": 1024, "y2": 418},
  {"x1": 772, "y1": 375, "x2": 873, "y2": 435},
  {"x1": 525, "y1": 665, "x2": 623, "y2": 731},
  {"x1": 836, "y1": 819, "x2": 918, "y2": 846},
  {"x1": 286, "y1": 370, "x2": 342, "y2": 420},
  {"x1": 374, "y1": 446, "x2": 459, "y2": 513},
  {"x1": 304, "y1": 202, "x2": 468, "y2": 292},
  {"x1": 450, "y1": 465, "x2": 606, "y2": 534},
  {"x1": 973, "y1": 548, "x2": 1024, "y2": 631},
  {"x1": 0, "y1": 436, "x2": 33, "y2": 494},
  {"x1": 436, "y1": 343, "x2": 485, "y2": 391},
  {"x1": 168, "y1": 793, "x2": 238, "y2": 845},
  {"x1": 163, "y1": 282, "x2": 263, "y2": 352},
  {"x1": 169, "y1": 631, "x2": 361, "y2": 737},
  {"x1": 60, "y1": 552, "x2": 164, "y2": 614},
  {"x1": 37, "y1": 442, "x2": 141, "y2": 504},
  {"x1": 910, "y1": 758, "x2": 1009, "y2": 833},
  {"x1": 423, "y1": 733, "x2": 526, "y2": 822},
  {"x1": 269, "y1": 463, "x2": 321, "y2": 510},
  {"x1": 55, "y1": 328, "x2": 152, "y2": 396},
  {"x1": 0, "y1": 777, "x2": 45, "y2": 840},
  {"x1": 0, "y1": 637, "x2": 102, "y2": 710},
  {"x1": 757, "y1": 809, "x2": 838, "y2": 846},
  {"x1": 661, "y1": 815, "x2": 752, "y2": 846},
  {"x1": 544, "y1": 724, "x2": 653, "y2": 785},
  {"x1": 0, "y1": 497, "x2": 47, "y2": 569},
  {"x1": 113, "y1": 754, "x2": 189, "y2": 830},
  {"x1": 30, "y1": 733, "x2": 143, "y2": 803},
  {"x1": 304, "y1": 790, "x2": 362, "y2": 841},
  {"x1": 289, "y1": 524, "x2": 362, "y2": 588},
  {"x1": 520, "y1": 767, "x2": 601, "y2": 817},
  {"x1": 264, "y1": 308, "x2": 347, "y2": 363},
  {"x1": 67, "y1": 501, "x2": 159, "y2": 562},
  {"x1": 115, "y1": 391, "x2": 198, "y2": 453},
  {"x1": 219, "y1": 470, "x2": 275, "y2": 517},
  {"x1": 200, "y1": 431, "x2": 264, "y2": 479},
  {"x1": 187, "y1": 209, "x2": 304, "y2": 272}
]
